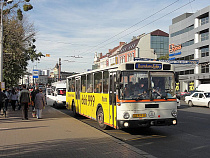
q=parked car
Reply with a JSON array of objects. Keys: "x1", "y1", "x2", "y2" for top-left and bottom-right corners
[{"x1": 185, "y1": 92, "x2": 210, "y2": 108}]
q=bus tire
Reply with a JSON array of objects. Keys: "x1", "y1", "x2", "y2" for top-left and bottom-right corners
[
  {"x1": 96, "y1": 107, "x2": 108, "y2": 130},
  {"x1": 72, "y1": 102, "x2": 77, "y2": 117}
]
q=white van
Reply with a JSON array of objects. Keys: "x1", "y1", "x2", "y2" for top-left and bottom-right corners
[
  {"x1": 46, "y1": 81, "x2": 66, "y2": 108},
  {"x1": 195, "y1": 84, "x2": 210, "y2": 92}
]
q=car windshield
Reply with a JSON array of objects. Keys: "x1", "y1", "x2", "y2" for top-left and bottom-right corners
[
  {"x1": 119, "y1": 71, "x2": 175, "y2": 100},
  {"x1": 204, "y1": 93, "x2": 210, "y2": 98}
]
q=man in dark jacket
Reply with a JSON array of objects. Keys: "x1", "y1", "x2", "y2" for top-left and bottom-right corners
[
  {"x1": 18, "y1": 84, "x2": 31, "y2": 120},
  {"x1": 0, "y1": 88, "x2": 7, "y2": 113}
]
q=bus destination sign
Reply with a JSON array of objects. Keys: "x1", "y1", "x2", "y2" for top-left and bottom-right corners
[{"x1": 135, "y1": 63, "x2": 162, "y2": 69}]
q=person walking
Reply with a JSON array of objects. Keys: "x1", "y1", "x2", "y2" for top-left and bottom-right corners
[
  {"x1": 4, "y1": 88, "x2": 10, "y2": 111},
  {"x1": 9, "y1": 88, "x2": 18, "y2": 111},
  {"x1": 0, "y1": 88, "x2": 7, "y2": 114},
  {"x1": 31, "y1": 87, "x2": 39, "y2": 109},
  {"x1": 18, "y1": 85, "x2": 31, "y2": 120},
  {"x1": 35, "y1": 89, "x2": 46, "y2": 119}
]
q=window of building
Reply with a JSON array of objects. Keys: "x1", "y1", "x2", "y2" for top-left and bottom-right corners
[
  {"x1": 201, "y1": 16, "x2": 209, "y2": 25},
  {"x1": 201, "y1": 63, "x2": 209, "y2": 73},
  {"x1": 170, "y1": 25, "x2": 194, "y2": 37},
  {"x1": 201, "y1": 46, "x2": 209, "y2": 57},
  {"x1": 200, "y1": 29, "x2": 209, "y2": 41},
  {"x1": 182, "y1": 39, "x2": 194, "y2": 47},
  {"x1": 200, "y1": 13, "x2": 209, "y2": 25}
]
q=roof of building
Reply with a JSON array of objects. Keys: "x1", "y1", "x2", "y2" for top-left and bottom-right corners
[
  {"x1": 119, "y1": 38, "x2": 140, "y2": 54},
  {"x1": 150, "y1": 29, "x2": 169, "y2": 37}
]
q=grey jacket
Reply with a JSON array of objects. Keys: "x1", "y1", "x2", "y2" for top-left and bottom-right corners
[
  {"x1": 19, "y1": 89, "x2": 30, "y2": 103},
  {"x1": 35, "y1": 92, "x2": 46, "y2": 109}
]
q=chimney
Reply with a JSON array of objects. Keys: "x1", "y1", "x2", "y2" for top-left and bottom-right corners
[{"x1": 119, "y1": 42, "x2": 125, "y2": 46}]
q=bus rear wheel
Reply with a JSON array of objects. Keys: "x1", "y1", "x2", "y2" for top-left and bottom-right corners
[{"x1": 97, "y1": 107, "x2": 108, "y2": 130}]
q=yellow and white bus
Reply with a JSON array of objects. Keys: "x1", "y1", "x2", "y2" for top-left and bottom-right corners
[{"x1": 66, "y1": 60, "x2": 178, "y2": 129}]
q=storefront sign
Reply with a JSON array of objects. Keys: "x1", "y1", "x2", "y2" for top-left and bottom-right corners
[
  {"x1": 169, "y1": 44, "x2": 182, "y2": 53},
  {"x1": 188, "y1": 81, "x2": 194, "y2": 91}
]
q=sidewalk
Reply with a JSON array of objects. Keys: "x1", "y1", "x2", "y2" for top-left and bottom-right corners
[{"x1": 0, "y1": 105, "x2": 156, "y2": 158}]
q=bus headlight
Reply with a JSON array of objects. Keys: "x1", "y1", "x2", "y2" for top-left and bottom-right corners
[
  {"x1": 123, "y1": 112, "x2": 130, "y2": 119},
  {"x1": 171, "y1": 110, "x2": 177, "y2": 117}
]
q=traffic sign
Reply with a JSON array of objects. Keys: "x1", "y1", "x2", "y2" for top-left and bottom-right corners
[{"x1": 33, "y1": 69, "x2": 39, "y2": 78}]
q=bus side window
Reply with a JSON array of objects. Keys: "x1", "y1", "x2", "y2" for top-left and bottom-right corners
[
  {"x1": 94, "y1": 72, "x2": 102, "y2": 93},
  {"x1": 87, "y1": 73, "x2": 93, "y2": 93},
  {"x1": 71, "y1": 78, "x2": 75, "y2": 92},
  {"x1": 81, "y1": 75, "x2": 86, "y2": 93},
  {"x1": 103, "y1": 71, "x2": 109, "y2": 93}
]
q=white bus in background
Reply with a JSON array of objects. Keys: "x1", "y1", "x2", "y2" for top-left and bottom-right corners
[{"x1": 46, "y1": 81, "x2": 66, "y2": 108}]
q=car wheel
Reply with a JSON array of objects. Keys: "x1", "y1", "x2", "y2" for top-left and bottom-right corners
[
  {"x1": 208, "y1": 102, "x2": 210, "y2": 108},
  {"x1": 188, "y1": 100, "x2": 193, "y2": 107}
]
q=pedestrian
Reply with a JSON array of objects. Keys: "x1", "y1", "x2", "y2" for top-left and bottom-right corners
[
  {"x1": 31, "y1": 87, "x2": 39, "y2": 108},
  {"x1": 18, "y1": 84, "x2": 31, "y2": 120},
  {"x1": 16, "y1": 89, "x2": 21, "y2": 110},
  {"x1": 35, "y1": 89, "x2": 46, "y2": 119},
  {"x1": 0, "y1": 88, "x2": 7, "y2": 114},
  {"x1": 4, "y1": 88, "x2": 10, "y2": 111},
  {"x1": 9, "y1": 88, "x2": 18, "y2": 111}
]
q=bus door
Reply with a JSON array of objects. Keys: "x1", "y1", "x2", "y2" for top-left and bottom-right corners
[
  {"x1": 75, "y1": 77, "x2": 81, "y2": 113},
  {"x1": 109, "y1": 72, "x2": 117, "y2": 128}
]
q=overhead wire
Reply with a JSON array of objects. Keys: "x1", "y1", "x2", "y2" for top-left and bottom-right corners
[
  {"x1": 78, "y1": 0, "x2": 196, "y2": 56},
  {"x1": 78, "y1": 0, "x2": 180, "y2": 55}
]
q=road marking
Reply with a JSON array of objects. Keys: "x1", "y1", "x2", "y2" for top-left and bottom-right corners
[{"x1": 126, "y1": 135, "x2": 166, "y2": 141}]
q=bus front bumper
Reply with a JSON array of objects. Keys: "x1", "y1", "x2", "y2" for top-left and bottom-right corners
[{"x1": 117, "y1": 118, "x2": 177, "y2": 129}]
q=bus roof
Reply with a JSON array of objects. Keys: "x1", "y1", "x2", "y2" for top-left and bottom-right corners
[{"x1": 67, "y1": 60, "x2": 174, "y2": 79}]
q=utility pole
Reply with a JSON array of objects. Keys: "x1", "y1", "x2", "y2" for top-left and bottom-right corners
[{"x1": 58, "y1": 58, "x2": 61, "y2": 81}]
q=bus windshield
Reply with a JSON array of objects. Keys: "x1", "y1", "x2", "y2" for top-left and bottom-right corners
[{"x1": 119, "y1": 71, "x2": 175, "y2": 100}]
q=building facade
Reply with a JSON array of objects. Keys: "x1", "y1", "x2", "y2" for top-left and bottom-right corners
[
  {"x1": 93, "y1": 29, "x2": 169, "y2": 69},
  {"x1": 169, "y1": 6, "x2": 210, "y2": 92}
]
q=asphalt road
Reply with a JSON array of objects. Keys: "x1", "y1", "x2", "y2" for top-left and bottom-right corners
[{"x1": 57, "y1": 101, "x2": 210, "y2": 158}]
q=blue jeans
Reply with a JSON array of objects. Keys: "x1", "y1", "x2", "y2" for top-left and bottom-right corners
[{"x1": 36, "y1": 109, "x2": 42, "y2": 118}]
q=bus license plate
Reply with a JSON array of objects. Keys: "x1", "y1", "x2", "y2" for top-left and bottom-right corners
[{"x1": 133, "y1": 113, "x2": 147, "y2": 118}]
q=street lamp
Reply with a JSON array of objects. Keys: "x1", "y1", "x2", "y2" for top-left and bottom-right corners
[{"x1": 0, "y1": 0, "x2": 13, "y2": 82}]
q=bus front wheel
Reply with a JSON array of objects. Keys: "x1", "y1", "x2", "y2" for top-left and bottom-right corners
[{"x1": 97, "y1": 107, "x2": 108, "y2": 130}]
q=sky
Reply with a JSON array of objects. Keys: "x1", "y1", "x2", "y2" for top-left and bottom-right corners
[{"x1": 26, "y1": 0, "x2": 210, "y2": 73}]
